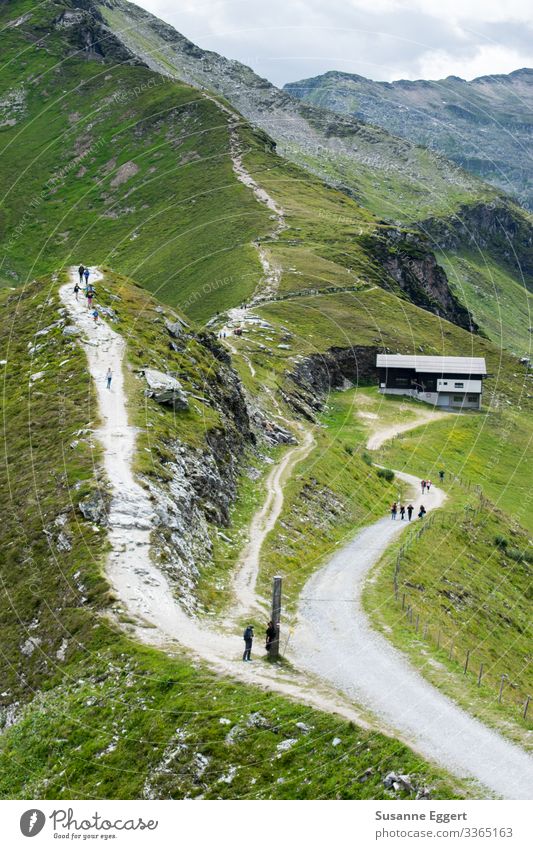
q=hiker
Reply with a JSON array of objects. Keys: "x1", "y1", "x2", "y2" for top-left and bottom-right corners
[
  {"x1": 439, "y1": 470, "x2": 445, "y2": 483},
  {"x1": 407, "y1": 504, "x2": 414, "y2": 521},
  {"x1": 265, "y1": 620, "x2": 277, "y2": 654},
  {"x1": 73, "y1": 281, "x2": 80, "y2": 300},
  {"x1": 78, "y1": 265, "x2": 84, "y2": 284},
  {"x1": 391, "y1": 502, "x2": 398, "y2": 520},
  {"x1": 106, "y1": 368, "x2": 112, "y2": 389},
  {"x1": 87, "y1": 292, "x2": 93, "y2": 309},
  {"x1": 243, "y1": 624, "x2": 254, "y2": 662},
  {"x1": 399, "y1": 504, "x2": 406, "y2": 521},
  {"x1": 83, "y1": 267, "x2": 90, "y2": 285},
  {"x1": 418, "y1": 505, "x2": 426, "y2": 519},
  {"x1": 421, "y1": 479, "x2": 426, "y2": 493},
  {"x1": 427, "y1": 479, "x2": 432, "y2": 492},
  {"x1": 92, "y1": 308, "x2": 99, "y2": 323}
]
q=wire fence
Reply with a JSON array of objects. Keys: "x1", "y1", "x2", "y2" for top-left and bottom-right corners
[{"x1": 391, "y1": 482, "x2": 532, "y2": 724}]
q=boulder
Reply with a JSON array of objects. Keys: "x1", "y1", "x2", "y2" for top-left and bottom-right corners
[
  {"x1": 78, "y1": 492, "x2": 108, "y2": 525},
  {"x1": 144, "y1": 368, "x2": 183, "y2": 392},
  {"x1": 143, "y1": 369, "x2": 189, "y2": 411},
  {"x1": 165, "y1": 318, "x2": 186, "y2": 338},
  {"x1": 152, "y1": 388, "x2": 189, "y2": 411},
  {"x1": 62, "y1": 325, "x2": 80, "y2": 336},
  {"x1": 98, "y1": 306, "x2": 116, "y2": 320}
]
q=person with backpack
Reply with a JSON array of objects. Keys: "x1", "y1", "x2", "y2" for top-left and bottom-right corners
[
  {"x1": 243, "y1": 624, "x2": 254, "y2": 661},
  {"x1": 78, "y1": 265, "x2": 85, "y2": 284},
  {"x1": 427, "y1": 479, "x2": 432, "y2": 492},
  {"x1": 265, "y1": 620, "x2": 277, "y2": 655},
  {"x1": 418, "y1": 505, "x2": 426, "y2": 519},
  {"x1": 391, "y1": 502, "x2": 398, "y2": 520},
  {"x1": 83, "y1": 267, "x2": 90, "y2": 285},
  {"x1": 421, "y1": 479, "x2": 426, "y2": 493},
  {"x1": 92, "y1": 308, "x2": 99, "y2": 324},
  {"x1": 399, "y1": 504, "x2": 406, "y2": 521},
  {"x1": 439, "y1": 470, "x2": 445, "y2": 483},
  {"x1": 87, "y1": 291, "x2": 94, "y2": 309},
  {"x1": 407, "y1": 504, "x2": 414, "y2": 521},
  {"x1": 73, "y1": 281, "x2": 80, "y2": 300}
]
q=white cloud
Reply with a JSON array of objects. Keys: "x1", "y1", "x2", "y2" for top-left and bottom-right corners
[
  {"x1": 417, "y1": 45, "x2": 532, "y2": 81},
  {"x1": 133, "y1": 0, "x2": 533, "y2": 85}
]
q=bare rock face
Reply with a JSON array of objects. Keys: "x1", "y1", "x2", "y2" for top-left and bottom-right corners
[
  {"x1": 366, "y1": 229, "x2": 475, "y2": 330},
  {"x1": 289, "y1": 345, "x2": 380, "y2": 419},
  {"x1": 165, "y1": 318, "x2": 188, "y2": 338}
]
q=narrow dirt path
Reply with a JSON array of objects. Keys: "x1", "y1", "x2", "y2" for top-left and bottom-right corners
[
  {"x1": 59, "y1": 269, "x2": 356, "y2": 724},
  {"x1": 232, "y1": 424, "x2": 315, "y2": 618},
  {"x1": 366, "y1": 408, "x2": 452, "y2": 450},
  {"x1": 202, "y1": 91, "x2": 285, "y2": 305}
]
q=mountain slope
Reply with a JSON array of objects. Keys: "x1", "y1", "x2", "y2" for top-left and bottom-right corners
[
  {"x1": 0, "y1": 0, "x2": 270, "y2": 320},
  {"x1": 90, "y1": 0, "x2": 533, "y2": 355},
  {"x1": 96, "y1": 0, "x2": 499, "y2": 222},
  {"x1": 284, "y1": 69, "x2": 533, "y2": 211},
  {"x1": 1, "y1": 0, "x2": 484, "y2": 336}
]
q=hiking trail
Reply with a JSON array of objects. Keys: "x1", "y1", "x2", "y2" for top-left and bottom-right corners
[{"x1": 60, "y1": 268, "x2": 533, "y2": 799}]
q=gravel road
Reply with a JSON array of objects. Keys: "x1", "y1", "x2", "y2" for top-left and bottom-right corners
[{"x1": 291, "y1": 471, "x2": 533, "y2": 799}]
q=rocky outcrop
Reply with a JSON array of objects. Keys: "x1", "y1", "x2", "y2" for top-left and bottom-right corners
[
  {"x1": 143, "y1": 368, "x2": 189, "y2": 411},
  {"x1": 143, "y1": 333, "x2": 257, "y2": 610},
  {"x1": 365, "y1": 229, "x2": 476, "y2": 330},
  {"x1": 288, "y1": 346, "x2": 380, "y2": 419},
  {"x1": 52, "y1": 1, "x2": 143, "y2": 64},
  {"x1": 78, "y1": 490, "x2": 109, "y2": 525}
]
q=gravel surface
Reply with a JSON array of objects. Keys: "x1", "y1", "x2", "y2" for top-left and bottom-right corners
[{"x1": 291, "y1": 470, "x2": 533, "y2": 799}]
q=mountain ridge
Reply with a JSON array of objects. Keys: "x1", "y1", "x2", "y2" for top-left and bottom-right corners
[{"x1": 284, "y1": 67, "x2": 533, "y2": 210}]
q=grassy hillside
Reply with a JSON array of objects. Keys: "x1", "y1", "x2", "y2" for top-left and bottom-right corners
[
  {"x1": 436, "y1": 250, "x2": 533, "y2": 357},
  {"x1": 0, "y1": 0, "x2": 270, "y2": 320},
  {"x1": 0, "y1": 276, "x2": 470, "y2": 800},
  {"x1": 4, "y1": 0, "x2": 529, "y2": 354}
]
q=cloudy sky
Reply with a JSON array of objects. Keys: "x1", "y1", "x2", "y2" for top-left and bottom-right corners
[{"x1": 133, "y1": 0, "x2": 533, "y2": 86}]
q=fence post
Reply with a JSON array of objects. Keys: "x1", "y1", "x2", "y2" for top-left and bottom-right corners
[
  {"x1": 498, "y1": 674, "x2": 506, "y2": 703},
  {"x1": 269, "y1": 576, "x2": 282, "y2": 660},
  {"x1": 524, "y1": 696, "x2": 530, "y2": 721},
  {"x1": 478, "y1": 663, "x2": 484, "y2": 686},
  {"x1": 464, "y1": 650, "x2": 470, "y2": 675}
]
